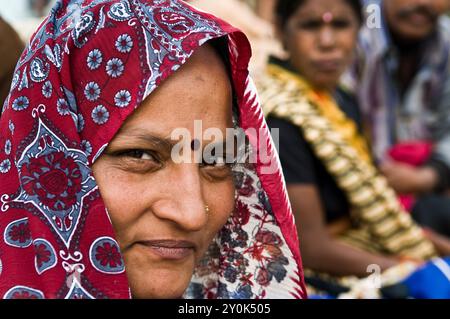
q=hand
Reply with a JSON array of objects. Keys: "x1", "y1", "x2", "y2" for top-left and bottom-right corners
[
  {"x1": 379, "y1": 161, "x2": 438, "y2": 194},
  {"x1": 423, "y1": 228, "x2": 450, "y2": 257}
]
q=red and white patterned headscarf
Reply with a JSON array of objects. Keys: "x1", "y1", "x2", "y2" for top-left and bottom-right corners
[{"x1": 0, "y1": 0, "x2": 306, "y2": 299}]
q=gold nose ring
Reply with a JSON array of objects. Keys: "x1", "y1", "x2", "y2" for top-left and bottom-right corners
[{"x1": 205, "y1": 205, "x2": 210, "y2": 215}]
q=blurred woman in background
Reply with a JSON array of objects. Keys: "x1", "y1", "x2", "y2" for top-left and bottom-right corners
[
  {"x1": 0, "y1": 0, "x2": 305, "y2": 299},
  {"x1": 189, "y1": 0, "x2": 282, "y2": 76},
  {"x1": 257, "y1": 0, "x2": 450, "y2": 297}
]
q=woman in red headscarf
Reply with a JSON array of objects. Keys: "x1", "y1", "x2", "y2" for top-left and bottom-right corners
[{"x1": 0, "y1": 0, "x2": 305, "y2": 299}]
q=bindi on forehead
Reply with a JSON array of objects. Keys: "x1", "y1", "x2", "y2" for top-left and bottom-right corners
[
  {"x1": 191, "y1": 138, "x2": 201, "y2": 151},
  {"x1": 295, "y1": 0, "x2": 356, "y2": 18},
  {"x1": 322, "y1": 12, "x2": 334, "y2": 23}
]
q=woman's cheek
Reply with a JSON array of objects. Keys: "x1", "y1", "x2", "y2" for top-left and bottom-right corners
[
  {"x1": 93, "y1": 164, "x2": 135, "y2": 224},
  {"x1": 211, "y1": 181, "x2": 235, "y2": 229},
  {"x1": 341, "y1": 30, "x2": 358, "y2": 54}
]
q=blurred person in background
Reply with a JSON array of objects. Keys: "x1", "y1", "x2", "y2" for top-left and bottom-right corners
[
  {"x1": 254, "y1": 0, "x2": 277, "y2": 23},
  {"x1": 0, "y1": 16, "x2": 24, "y2": 109},
  {"x1": 0, "y1": 0, "x2": 306, "y2": 299},
  {"x1": 0, "y1": 0, "x2": 56, "y2": 43},
  {"x1": 190, "y1": 0, "x2": 283, "y2": 75},
  {"x1": 29, "y1": 0, "x2": 52, "y2": 17},
  {"x1": 343, "y1": 0, "x2": 450, "y2": 237},
  {"x1": 257, "y1": 0, "x2": 450, "y2": 297}
]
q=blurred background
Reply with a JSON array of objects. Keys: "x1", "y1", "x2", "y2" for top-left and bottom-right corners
[
  {"x1": 0, "y1": 0, "x2": 280, "y2": 74},
  {"x1": 0, "y1": 0, "x2": 56, "y2": 41}
]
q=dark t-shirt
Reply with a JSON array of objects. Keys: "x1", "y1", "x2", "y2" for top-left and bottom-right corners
[{"x1": 267, "y1": 89, "x2": 363, "y2": 223}]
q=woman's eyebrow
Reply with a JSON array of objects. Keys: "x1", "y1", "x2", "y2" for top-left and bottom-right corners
[
  {"x1": 115, "y1": 129, "x2": 177, "y2": 150},
  {"x1": 117, "y1": 129, "x2": 233, "y2": 152}
]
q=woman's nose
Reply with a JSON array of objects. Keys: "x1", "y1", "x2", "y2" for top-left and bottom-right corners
[
  {"x1": 317, "y1": 27, "x2": 336, "y2": 50},
  {"x1": 152, "y1": 163, "x2": 208, "y2": 232}
]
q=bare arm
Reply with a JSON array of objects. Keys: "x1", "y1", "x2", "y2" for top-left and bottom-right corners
[
  {"x1": 379, "y1": 161, "x2": 438, "y2": 194},
  {"x1": 423, "y1": 227, "x2": 450, "y2": 256},
  {"x1": 288, "y1": 184, "x2": 399, "y2": 277}
]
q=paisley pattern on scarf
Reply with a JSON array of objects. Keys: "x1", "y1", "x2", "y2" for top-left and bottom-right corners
[{"x1": 0, "y1": 0, "x2": 305, "y2": 299}]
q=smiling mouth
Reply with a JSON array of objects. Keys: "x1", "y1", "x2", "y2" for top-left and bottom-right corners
[{"x1": 136, "y1": 240, "x2": 196, "y2": 260}]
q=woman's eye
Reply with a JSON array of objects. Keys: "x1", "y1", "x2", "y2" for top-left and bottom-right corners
[
  {"x1": 332, "y1": 20, "x2": 352, "y2": 29},
  {"x1": 297, "y1": 19, "x2": 352, "y2": 31},
  {"x1": 200, "y1": 156, "x2": 234, "y2": 181},
  {"x1": 201, "y1": 155, "x2": 234, "y2": 168},
  {"x1": 298, "y1": 20, "x2": 322, "y2": 30},
  {"x1": 111, "y1": 149, "x2": 161, "y2": 164},
  {"x1": 108, "y1": 149, "x2": 162, "y2": 173},
  {"x1": 121, "y1": 150, "x2": 155, "y2": 160}
]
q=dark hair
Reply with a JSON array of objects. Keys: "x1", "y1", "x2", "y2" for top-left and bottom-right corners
[{"x1": 275, "y1": 0, "x2": 363, "y2": 28}]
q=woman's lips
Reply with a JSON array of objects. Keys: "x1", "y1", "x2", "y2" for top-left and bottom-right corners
[
  {"x1": 312, "y1": 59, "x2": 341, "y2": 73},
  {"x1": 137, "y1": 240, "x2": 195, "y2": 260},
  {"x1": 407, "y1": 12, "x2": 433, "y2": 26}
]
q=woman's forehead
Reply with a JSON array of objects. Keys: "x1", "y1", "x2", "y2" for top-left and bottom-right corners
[
  {"x1": 118, "y1": 99, "x2": 234, "y2": 139},
  {"x1": 292, "y1": 0, "x2": 356, "y2": 16},
  {"x1": 117, "y1": 46, "x2": 233, "y2": 132}
]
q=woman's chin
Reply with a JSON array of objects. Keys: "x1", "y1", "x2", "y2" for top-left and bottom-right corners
[
  {"x1": 130, "y1": 280, "x2": 191, "y2": 299},
  {"x1": 127, "y1": 266, "x2": 194, "y2": 299},
  {"x1": 310, "y1": 75, "x2": 341, "y2": 90},
  {"x1": 131, "y1": 287, "x2": 186, "y2": 299}
]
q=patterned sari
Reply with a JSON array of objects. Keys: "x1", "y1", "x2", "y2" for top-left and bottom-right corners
[{"x1": 0, "y1": 0, "x2": 305, "y2": 299}]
